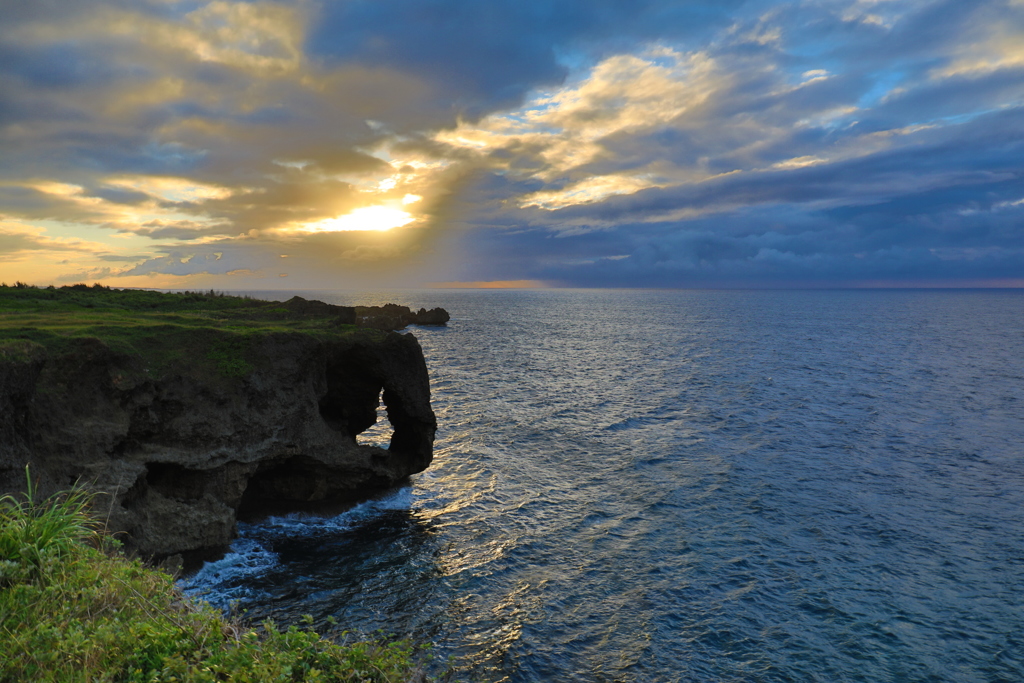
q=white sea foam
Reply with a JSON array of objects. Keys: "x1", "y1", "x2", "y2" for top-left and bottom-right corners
[
  {"x1": 179, "y1": 538, "x2": 277, "y2": 606},
  {"x1": 181, "y1": 487, "x2": 415, "y2": 605}
]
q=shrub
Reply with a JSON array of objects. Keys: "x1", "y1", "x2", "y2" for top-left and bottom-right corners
[
  {"x1": 0, "y1": 470, "x2": 425, "y2": 682},
  {"x1": 0, "y1": 467, "x2": 97, "y2": 587}
]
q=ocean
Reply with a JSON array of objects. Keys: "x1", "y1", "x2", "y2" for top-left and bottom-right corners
[{"x1": 181, "y1": 289, "x2": 1024, "y2": 682}]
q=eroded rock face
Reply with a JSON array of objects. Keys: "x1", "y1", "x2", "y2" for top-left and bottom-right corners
[{"x1": 0, "y1": 330, "x2": 436, "y2": 561}]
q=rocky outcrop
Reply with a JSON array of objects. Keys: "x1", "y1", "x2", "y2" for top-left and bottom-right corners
[
  {"x1": 276, "y1": 296, "x2": 450, "y2": 331},
  {"x1": 281, "y1": 296, "x2": 356, "y2": 322},
  {"x1": 0, "y1": 329, "x2": 436, "y2": 563},
  {"x1": 355, "y1": 303, "x2": 451, "y2": 330}
]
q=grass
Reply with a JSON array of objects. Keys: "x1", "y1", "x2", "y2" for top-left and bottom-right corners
[
  {"x1": 0, "y1": 283, "x2": 381, "y2": 380},
  {"x1": 0, "y1": 468, "x2": 425, "y2": 682}
]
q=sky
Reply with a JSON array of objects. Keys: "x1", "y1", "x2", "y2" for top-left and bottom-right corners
[{"x1": 1, "y1": 0, "x2": 1022, "y2": 290}]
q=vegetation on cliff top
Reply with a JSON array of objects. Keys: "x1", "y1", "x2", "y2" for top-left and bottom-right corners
[
  {"x1": 0, "y1": 471, "x2": 425, "y2": 682},
  {"x1": 0, "y1": 282, "x2": 381, "y2": 379}
]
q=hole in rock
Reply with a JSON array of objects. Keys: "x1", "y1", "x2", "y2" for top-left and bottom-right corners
[
  {"x1": 356, "y1": 391, "x2": 393, "y2": 449},
  {"x1": 317, "y1": 359, "x2": 394, "y2": 447}
]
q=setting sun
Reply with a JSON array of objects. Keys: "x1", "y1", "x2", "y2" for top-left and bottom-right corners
[{"x1": 300, "y1": 205, "x2": 415, "y2": 233}]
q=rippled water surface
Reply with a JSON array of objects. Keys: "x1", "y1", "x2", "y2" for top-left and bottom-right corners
[{"x1": 183, "y1": 289, "x2": 1024, "y2": 682}]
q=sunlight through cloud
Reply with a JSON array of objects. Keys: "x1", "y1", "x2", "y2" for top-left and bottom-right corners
[{"x1": 298, "y1": 205, "x2": 415, "y2": 233}]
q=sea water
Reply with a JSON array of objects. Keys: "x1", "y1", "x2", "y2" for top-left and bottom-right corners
[{"x1": 182, "y1": 289, "x2": 1024, "y2": 682}]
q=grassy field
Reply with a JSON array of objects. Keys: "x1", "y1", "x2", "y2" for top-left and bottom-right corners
[
  {"x1": 0, "y1": 283, "x2": 377, "y2": 379},
  {"x1": 0, "y1": 470, "x2": 425, "y2": 682}
]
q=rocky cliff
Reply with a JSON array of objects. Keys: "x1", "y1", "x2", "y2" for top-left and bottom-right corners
[
  {"x1": 279, "y1": 295, "x2": 450, "y2": 329},
  {"x1": 0, "y1": 288, "x2": 440, "y2": 564}
]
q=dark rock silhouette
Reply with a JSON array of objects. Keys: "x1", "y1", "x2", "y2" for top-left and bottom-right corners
[
  {"x1": 282, "y1": 296, "x2": 356, "y2": 323},
  {"x1": 354, "y1": 302, "x2": 450, "y2": 330},
  {"x1": 413, "y1": 307, "x2": 451, "y2": 325},
  {"x1": 276, "y1": 296, "x2": 449, "y2": 330},
  {"x1": 0, "y1": 329, "x2": 436, "y2": 563}
]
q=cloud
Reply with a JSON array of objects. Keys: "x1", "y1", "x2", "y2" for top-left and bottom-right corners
[
  {"x1": 1, "y1": 0, "x2": 1022, "y2": 287},
  {"x1": 0, "y1": 0, "x2": 470, "y2": 287},
  {"x1": 0, "y1": 218, "x2": 138, "y2": 287},
  {"x1": 305, "y1": 0, "x2": 746, "y2": 118},
  {"x1": 0, "y1": 222, "x2": 87, "y2": 256},
  {"x1": 436, "y1": 47, "x2": 725, "y2": 195},
  {"x1": 417, "y1": 0, "x2": 1024, "y2": 287},
  {"x1": 0, "y1": 2, "x2": 442, "y2": 216}
]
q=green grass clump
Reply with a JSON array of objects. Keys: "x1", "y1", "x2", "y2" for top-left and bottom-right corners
[
  {"x1": 0, "y1": 470, "x2": 424, "y2": 682},
  {"x1": 0, "y1": 468, "x2": 97, "y2": 587}
]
